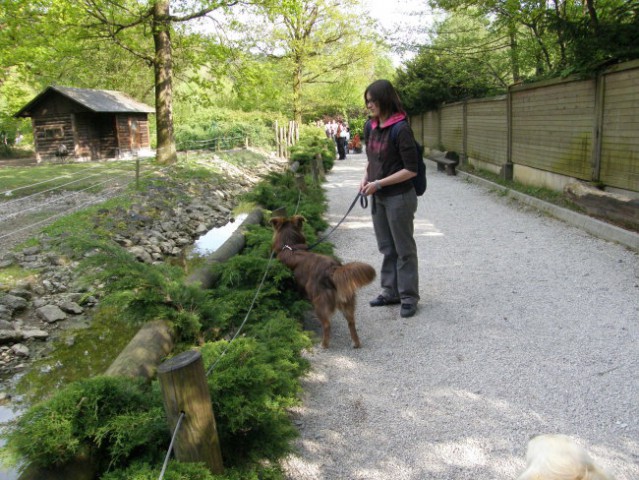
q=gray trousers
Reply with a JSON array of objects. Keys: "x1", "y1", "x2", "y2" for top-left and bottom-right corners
[{"x1": 371, "y1": 189, "x2": 420, "y2": 305}]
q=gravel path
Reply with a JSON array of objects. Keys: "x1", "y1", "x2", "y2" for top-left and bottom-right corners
[{"x1": 282, "y1": 152, "x2": 639, "y2": 479}]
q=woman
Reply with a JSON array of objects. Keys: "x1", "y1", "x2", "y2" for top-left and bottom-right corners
[{"x1": 360, "y1": 79, "x2": 420, "y2": 318}]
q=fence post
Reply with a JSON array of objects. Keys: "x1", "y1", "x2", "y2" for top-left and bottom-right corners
[
  {"x1": 502, "y1": 85, "x2": 514, "y2": 181},
  {"x1": 462, "y1": 100, "x2": 468, "y2": 165},
  {"x1": 591, "y1": 71, "x2": 605, "y2": 182},
  {"x1": 157, "y1": 350, "x2": 224, "y2": 475},
  {"x1": 136, "y1": 159, "x2": 140, "y2": 189}
]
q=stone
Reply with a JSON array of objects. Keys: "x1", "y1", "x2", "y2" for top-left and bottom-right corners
[
  {"x1": 0, "y1": 294, "x2": 28, "y2": 313},
  {"x1": 11, "y1": 344, "x2": 30, "y2": 357},
  {"x1": 0, "y1": 330, "x2": 23, "y2": 344},
  {"x1": 22, "y1": 329, "x2": 49, "y2": 340},
  {"x1": 9, "y1": 288, "x2": 32, "y2": 300},
  {"x1": 0, "y1": 259, "x2": 15, "y2": 268},
  {"x1": 129, "y1": 246, "x2": 153, "y2": 264},
  {"x1": 36, "y1": 304, "x2": 67, "y2": 323},
  {"x1": 22, "y1": 246, "x2": 41, "y2": 256},
  {"x1": 59, "y1": 301, "x2": 84, "y2": 315}
]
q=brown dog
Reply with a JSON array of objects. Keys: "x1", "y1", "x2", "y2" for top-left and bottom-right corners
[{"x1": 270, "y1": 215, "x2": 375, "y2": 348}]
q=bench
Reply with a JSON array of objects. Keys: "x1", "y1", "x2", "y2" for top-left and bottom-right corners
[{"x1": 428, "y1": 151, "x2": 460, "y2": 176}]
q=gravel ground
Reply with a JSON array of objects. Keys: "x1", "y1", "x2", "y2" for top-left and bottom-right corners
[{"x1": 281, "y1": 152, "x2": 639, "y2": 479}]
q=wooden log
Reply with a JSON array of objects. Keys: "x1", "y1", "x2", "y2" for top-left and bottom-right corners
[
  {"x1": 104, "y1": 320, "x2": 174, "y2": 379},
  {"x1": 158, "y1": 350, "x2": 224, "y2": 475},
  {"x1": 564, "y1": 182, "x2": 639, "y2": 230},
  {"x1": 186, "y1": 208, "x2": 264, "y2": 289}
]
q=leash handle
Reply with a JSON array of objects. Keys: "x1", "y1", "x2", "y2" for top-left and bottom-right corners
[{"x1": 307, "y1": 192, "x2": 367, "y2": 250}]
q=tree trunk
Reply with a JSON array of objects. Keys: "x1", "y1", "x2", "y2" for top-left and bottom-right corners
[
  {"x1": 292, "y1": 57, "x2": 303, "y2": 125},
  {"x1": 153, "y1": 0, "x2": 177, "y2": 165},
  {"x1": 585, "y1": 0, "x2": 599, "y2": 32},
  {"x1": 508, "y1": 26, "x2": 521, "y2": 83}
]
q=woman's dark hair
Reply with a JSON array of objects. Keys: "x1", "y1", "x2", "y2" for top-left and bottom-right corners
[{"x1": 364, "y1": 79, "x2": 404, "y2": 117}]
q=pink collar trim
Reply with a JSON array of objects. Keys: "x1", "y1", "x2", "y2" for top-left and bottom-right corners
[{"x1": 370, "y1": 112, "x2": 407, "y2": 130}]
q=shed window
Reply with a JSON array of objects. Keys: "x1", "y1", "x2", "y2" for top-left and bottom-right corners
[{"x1": 37, "y1": 127, "x2": 64, "y2": 139}]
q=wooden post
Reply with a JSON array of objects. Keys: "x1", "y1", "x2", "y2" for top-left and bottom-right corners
[
  {"x1": 461, "y1": 100, "x2": 468, "y2": 165},
  {"x1": 158, "y1": 350, "x2": 224, "y2": 475},
  {"x1": 591, "y1": 71, "x2": 605, "y2": 182},
  {"x1": 135, "y1": 159, "x2": 140, "y2": 189}
]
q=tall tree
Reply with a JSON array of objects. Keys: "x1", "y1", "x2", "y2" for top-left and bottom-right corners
[
  {"x1": 80, "y1": 0, "x2": 246, "y2": 164},
  {"x1": 228, "y1": 0, "x2": 378, "y2": 124}
]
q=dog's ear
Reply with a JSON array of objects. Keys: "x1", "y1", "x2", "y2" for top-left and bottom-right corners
[
  {"x1": 270, "y1": 217, "x2": 285, "y2": 230},
  {"x1": 291, "y1": 215, "x2": 306, "y2": 229}
]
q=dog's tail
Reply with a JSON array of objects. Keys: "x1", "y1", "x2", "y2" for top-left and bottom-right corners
[{"x1": 332, "y1": 262, "x2": 376, "y2": 300}]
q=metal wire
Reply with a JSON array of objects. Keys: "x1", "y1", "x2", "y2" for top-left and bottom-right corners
[{"x1": 157, "y1": 411, "x2": 185, "y2": 480}]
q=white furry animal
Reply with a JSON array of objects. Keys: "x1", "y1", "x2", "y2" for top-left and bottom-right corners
[{"x1": 517, "y1": 434, "x2": 615, "y2": 480}]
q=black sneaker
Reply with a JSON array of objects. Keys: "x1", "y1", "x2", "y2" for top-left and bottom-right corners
[
  {"x1": 369, "y1": 295, "x2": 401, "y2": 307},
  {"x1": 400, "y1": 304, "x2": 417, "y2": 318}
]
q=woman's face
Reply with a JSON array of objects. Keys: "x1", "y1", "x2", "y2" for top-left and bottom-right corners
[{"x1": 365, "y1": 93, "x2": 380, "y2": 118}]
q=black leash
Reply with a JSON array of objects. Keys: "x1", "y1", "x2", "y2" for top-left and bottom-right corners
[{"x1": 307, "y1": 192, "x2": 368, "y2": 251}]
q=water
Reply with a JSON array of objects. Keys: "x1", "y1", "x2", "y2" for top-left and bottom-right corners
[
  {"x1": 0, "y1": 404, "x2": 21, "y2": 480},
  {"x1": 0, "y1": 316, "x2": 137, "y2": 480},
  {"x1": 189, "y1": 213, "x2": 248, "y2": 257}
]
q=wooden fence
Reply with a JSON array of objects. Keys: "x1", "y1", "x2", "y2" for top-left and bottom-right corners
[
  {"x1": 411, "y1": 59, "x2": 639, "y2": 196},
  {"x1": 274, "y1": 120, "x2": 299, "y2": 159}
]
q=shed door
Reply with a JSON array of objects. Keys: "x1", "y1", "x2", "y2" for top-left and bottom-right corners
[{"x1": 130, "y1": 118, "x2": 142, "y2": 151}]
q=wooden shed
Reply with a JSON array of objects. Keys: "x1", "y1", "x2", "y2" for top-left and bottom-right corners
[{"x1": 14, "y1": 85, "x2": 155, "y2": 162}]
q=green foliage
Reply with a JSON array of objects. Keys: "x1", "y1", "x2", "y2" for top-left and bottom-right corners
[
  {"x1": 546, "y1": 1, "x2": 639, "y2": 75},
  {"x1": 58, "y1": 237, "x2": 216, "y2": 341},
  {"x1": 173, "y1": 107, "x2": 283, "y2": 151},
  {"x1": 1, "y1": 156, "x2": 335, "y2": 479},
  {"x1": 242, "y1": 171, "x2": 328, "y2": 233},
  {"x1": 396, "y1": 11, "x2": 509, "y2": 112},
  {"x1": 101, "y1": 461, "x2": 285, "y2": 480},
  {"x1": 4, "y1": 377, "x2": 165, "y2": 470},
  {"x1": 348, "y1": 116, "x2": 368, "y2": 140},
  {"x1": 102, "y1": 461, "x2": 216, "y2": 480},
  {"x1": 289, "y1": 125, "x2": 336, "y2": 173},
  {"x1": 201, "y1": 333, "x2": 307, "y2": 463}
]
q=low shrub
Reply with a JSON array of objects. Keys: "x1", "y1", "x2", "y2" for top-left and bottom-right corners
[
  {"x1": 2, "y1": 164, "x2": 329, "y2": 479},
  {"x1": 289, "y1": 125, "x2": 336, "y2": 174}
]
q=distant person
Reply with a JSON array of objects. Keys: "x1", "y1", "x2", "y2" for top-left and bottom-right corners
[
  {"x1": 336, "y1": 122, "x2": 347, "y2": 160},
  {"x1": 360, "y1": 79, "x2": 420, "y2": 318}
]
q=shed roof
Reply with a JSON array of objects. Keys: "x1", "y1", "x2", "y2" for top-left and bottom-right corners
[{"x1": 14, "y1": 85, "x2": 155, "y2": 117}]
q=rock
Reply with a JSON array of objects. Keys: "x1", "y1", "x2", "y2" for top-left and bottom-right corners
[
  {"x1": 0, "y1": 307, "x2": 11, "y2": 322},
  {"x1": 0, "y1": 294, "x2": 28, "y2": 313},
  {"x1": 22, "y1": 246, "x2": 41, "y2": 256},
  {"x1": 11, "y1": 344, "x2": 30, "y2": 357},
  {"x1": 33, "y1": 298, "x2": 48, "y2": 308},
  {"x1": 36, "y1": 304, "x2": 67, "y2": 323},
  {"x1": 0, "y1": 258, "x2": 15, "y2": 268},
  {"x1": 9, "y1": 288, "x2": 32, "y2": 300},
  {"x1": 0, "y1": 319, "x2": 12, "y2": 329},
  {"x1": 0, "y1": 330, "x2": 24, "y2": 343},
  {"x1": 59, "y1": 301, "x2": 84, "y2": 315},
  {"x1": 22, "y1": 329, "x2": 49, "y2": 340},
  {"x1": 128, "y1": 246, "x2": 153, "y2": 264}
]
